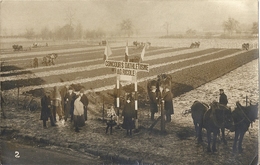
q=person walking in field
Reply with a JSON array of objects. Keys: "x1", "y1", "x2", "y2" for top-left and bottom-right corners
[
  {"x1": 64, "y1": 86, "x2": 76, "y2": 122},
  {"x1": 40, "y1": 91, "x2": 56, "y2": 128},
  {"x1": 219, "y1": 89, "x2": 228, "y2": 106},
  {"x1": 122, "y1": 93, "x2": 135, "y2": 136}
]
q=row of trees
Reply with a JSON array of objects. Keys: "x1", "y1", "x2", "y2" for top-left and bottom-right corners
[{"x1": 22, "y1": 19, "x2": 134, "y2": 40}]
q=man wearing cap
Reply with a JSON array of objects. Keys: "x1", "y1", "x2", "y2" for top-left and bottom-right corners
[{"x1": 219, "y1": 89, "x2": 228, "y2": 106}]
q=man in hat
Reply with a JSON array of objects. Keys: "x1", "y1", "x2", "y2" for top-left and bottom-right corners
[
  {"x1": 163, "y1": 85, "x2": 174, "y2": 122},
  {"x1": 64, "y1": 86, "x2": 76, "y2": 122},
  {"x1": 148, "y1": 85, "x2": 158, "y2": 120},
  {"x1": 51, "y1": 86, "x2": 63, "y2": 122},
  {"x1": 40, "y1": 91, "x2": 56, "y2": 128},
  {"x1": 219, "y1": 89, "x2": 228, "y2": 106},
  {"x1": 79, "y1": 88, "x2": 89, "y2": 121}
]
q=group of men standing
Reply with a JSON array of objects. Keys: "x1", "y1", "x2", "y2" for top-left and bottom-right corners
[
  {"x1": 148, "y1": 83, "x2": 174, "y2": 123},
  {"x1": 40, "y1": 86, "x2": 89, "y2": 132}
]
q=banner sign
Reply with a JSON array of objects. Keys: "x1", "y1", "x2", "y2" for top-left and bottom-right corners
[{"x1": 105, "y1": 60, "x2": 149, "y2": 72}]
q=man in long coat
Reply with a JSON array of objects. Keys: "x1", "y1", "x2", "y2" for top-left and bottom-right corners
[
  {"x1": 122, "y1": 94, "x2": 135, "y2": 136},
  {"x1": 51, "y1": 86, "x2": 63, "y2": 122},
  {"x1": 64, "y1": 87, "x2": 76, "y2": 122},
  {"x1": 163, "y1": 85, "x2": 174, "y2": 122},
  {"x1": 60, "y1": 85, "x2": 69, "y2": 117},
  {"x1": 40, "y1": 91, "x2": 56, "y2": 128},
  {"x1": 148, "y1": 85, "x2": 158, "y2": 120},
  {"x1": 79, "y1": 89, "x2": 89, "y2": 121}
]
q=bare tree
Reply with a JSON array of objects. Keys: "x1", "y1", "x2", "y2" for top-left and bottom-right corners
[
  {"x1": 24, "y1": 28, "x2": 35, "y2": 39},
  {"x1": 120, "y1": 19, "x2": 133, "y2": 37},
  {"x1": 65, "y1": 7, "x2": 75, "y2": 40},
  {"x1": 222, "y1": 17, "x2": 240, "y2": 36},
  {"x1": 251, "y1": 22, "x2": 258, "y2": 36},
  {"x1": 163, "y1": 22, "x2": 170, "y2": 36}
]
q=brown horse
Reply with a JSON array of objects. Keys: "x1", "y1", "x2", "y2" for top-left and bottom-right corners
[
  {"x1": 191, "y1": 101, "x2": 234, "y2": 152},
  {"x1": 232, "y1": 101, "x2": 258, "y2": 153}
]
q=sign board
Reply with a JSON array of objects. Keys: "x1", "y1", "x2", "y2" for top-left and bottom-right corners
[
  {"x1": 118, "y1": 75, "x2": 135, "y2": 81},
  {"x1": 105, "y1": 60, "x2": 149, "y2": 72},
  {"x1": 116, "y1": 68, "x2": 136, "y2": 76}
]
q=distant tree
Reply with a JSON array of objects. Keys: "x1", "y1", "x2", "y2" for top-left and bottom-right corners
[
  {"x1": 24, "y1": 28, "x2": 35, "y2": 39},
  {"x1": 222, "y1": 17, "x2": 240, "y2": 36},
  {"x1": 74, "y1": 23, "x2": 83, "y2": 39},
  {"x1": 163, "y1": 22, "x2": 170, "y2": 36},
  {"x1": 41, "y1": 27, "x2": 52, "y2": 40},
  {"x1": 186, "y1": 28, "x2": 196, "y2": 37},
  {"x1": 120, "y1": 19, "x2": 133, "y2": 37},
  {"x1": 65, "y1": 7, "x2": 75, "y2": 40},
  {"x1": 251, "y1": 22, "x2": 258, "y2": 36}
]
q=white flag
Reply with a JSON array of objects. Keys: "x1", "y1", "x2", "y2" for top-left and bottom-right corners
[
  {"x1": 140, "y1": 45, "x2": 146, "y2": 62},
  {"x1": 104, "y1": 41, "x2": 112, "y2": 61},
  {"x1": 125, "y1": 41, "x2": 129, "y2": 62}
]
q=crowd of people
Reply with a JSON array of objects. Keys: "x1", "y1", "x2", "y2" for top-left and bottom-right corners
[{"x1": 40, "y1": 85, "x2": 89, "y2": 132}]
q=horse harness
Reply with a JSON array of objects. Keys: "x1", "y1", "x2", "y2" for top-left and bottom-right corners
[
  {"x1": 235, "y1": 103, "x2": 252, "y2": 126},
  {"x1": 203, "y1": 102, "x2": 226, "y2": 128}
]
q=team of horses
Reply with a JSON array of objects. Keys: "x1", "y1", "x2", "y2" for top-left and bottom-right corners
[
  {"x1": 242, "y1": 43, "x2": 249, "y2": 51},
  {"x1": 190, "y1": 41, "x2": 200, "y2": 48},
  {"x1": 191, "y1": 100, "x2": 258, "y2": 153},
  {"x1": 146, "y1": 73, "x2": 258, "y2": 153},
  {"x1": 12, "y1": 44, "x2": 23, "y2": 51},
  {"x1": 32, "y1": 53, "x2": 58, "y2": 67}
]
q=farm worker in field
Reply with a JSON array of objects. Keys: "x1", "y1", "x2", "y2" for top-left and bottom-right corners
[
  {"x1": 148, "y1": 85, "x2": 158, "y2": 120},
  {"x1": 122, "y1": 93, "x2": 135, "y2": 136},
  {"x1": 40, "y1": 91, "x2": 56, "y2": 128},
  {"x1": 74, "y1": 95, "x2": 85, "y2": 132},
  {"x1": 79, "y1": 89, "x2": 89, "y2": 121},
  {"x1": 51, "y1": 86, "x2": 63, "y2": 122},
  {"x1": 163, "y1": 84, "x2": 174, "y2": 122},
  {"x1": 219, "y1": 89, "x2": 228, "y2": 106},
  {"x1": 64, "y1": 86, "x2": 76, "y2": 122},
  {"x1": 60, "y1": 85, "x2": 69, "y2": 118}
]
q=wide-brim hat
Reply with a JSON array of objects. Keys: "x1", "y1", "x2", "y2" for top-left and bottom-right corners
[{"x1": 219, "y1": 89, "x2": 224, "y2": 91}]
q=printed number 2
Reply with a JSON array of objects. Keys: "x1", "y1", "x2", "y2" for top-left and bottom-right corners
[{"x1": 15, "y1": 151, "x2": 20, "y2": 158}]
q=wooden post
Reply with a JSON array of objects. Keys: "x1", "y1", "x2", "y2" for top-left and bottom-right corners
[
  {"x1": 161, "y1": 99, "x2": 165, "y2": 132},
  {"x1": 116, "y1": 76, "x2": 120, "y2": 127},
  {"x1": 102, "y1": 95, "x2": 104, "y2": 122},
  {"x1": 246, "y1": 95, "x2": 248, "y2": 107},
  {"x1": 134, "y1": 79, "x2": 138, "y2": 130},
  {"x1": 17, "y1": 87, "x2": 19, "y2": 109}
]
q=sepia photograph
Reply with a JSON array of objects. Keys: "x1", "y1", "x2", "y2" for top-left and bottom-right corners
[{"x1": 0, "y1": 0, "x2": 259, "y2": 164}]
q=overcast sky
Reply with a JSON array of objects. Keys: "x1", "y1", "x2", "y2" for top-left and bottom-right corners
[{"x1": 0, "y1": 0, "x2": 258, "y2": 35}]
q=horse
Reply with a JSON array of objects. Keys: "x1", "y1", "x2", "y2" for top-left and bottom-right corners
[
  {"x1": 191, "y1": 101, "x2": 234, "y2": 152},
  {"x1": 42, "y1": 53, "x2": 58, "y2": 66},
  {"x1": 232, "y1": 101, "x2": 258, "y2": 153},
  {"x1": 12, "y1": 44, "x2": 23, "y2": 51},
  {"x1": 242, "y1": 43, "x2": 249, "y2": 51}
]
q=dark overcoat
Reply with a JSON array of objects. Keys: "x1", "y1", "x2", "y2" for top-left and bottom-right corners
[
  {"x1": 219, "y1": 93, "x2": 228, "y2": 105},
  {"x1": 148, "y1": 91, "x2": 158, "y2": 113},
  {"x1": 163, "y1": 90, "x2": 174, "y2": 114},
  {"x1": 40, "y1": 95, "x2": 52, "y2": 121},
  {"x1": 122, "y1": 101, "x2": 135, "y2": 130},
  {"x1": 64, "y1": 92, "x2": 76, "y2": 115}
]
